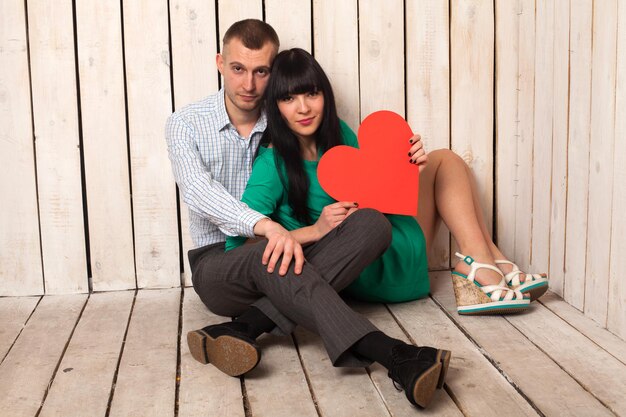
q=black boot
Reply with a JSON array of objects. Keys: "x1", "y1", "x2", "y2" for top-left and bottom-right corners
[
  {"x1": 187, "y1": 321, "x2": 260, "y2": 377},
  {"x1": 387, "y1": 344, "x2": 452, "y2": 408}
]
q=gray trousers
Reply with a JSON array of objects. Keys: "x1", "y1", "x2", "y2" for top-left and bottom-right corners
[{"x1": 189, "y1": 208, "x2": 392, "y2": 367}]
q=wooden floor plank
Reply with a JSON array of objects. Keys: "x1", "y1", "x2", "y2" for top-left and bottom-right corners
[
  {"x1": 294, "y1": 327, "x2": 391, "y2": 417},
  {"x1": 39, "y1": 291, "x2": 134, "y2": 417},
  {"x1": 429, "y1": 272, "x2": 614, "y2": 417},
  {"x1": 540, "y1": 291, "x2": 626, "y2": 364},
  {"x1": 244, "y1": 334, "x2": 318, "y2": 417},
  {"x1": 506, "y1": 295, "x2": 626, "y2": 415},
  {"x1": 3, "y1": 287, "x2": 623, "y2": 416},
  {"x1": 178, "y1": 289, "x2": 245, "y2": 417},
  {"x1": 109, "y1": 289, "x2": 180, "y2": 417},
  {"x1": 352, "y1": 301, "x2": 463, "y2": 416},
  {"x1": 0, "y1": 294, "x2": 87, "y2": 417},
  {"x1": 389, "y1": 294, "x2": 538, "y2": 417},
  {"x1": 0, "y1": 296, "x2": 40, "y2": 360}
]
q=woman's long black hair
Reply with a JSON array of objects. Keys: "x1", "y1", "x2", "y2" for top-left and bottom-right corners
[{"x1": 261, "y1": 48, "x2": 343, "y2": 224}]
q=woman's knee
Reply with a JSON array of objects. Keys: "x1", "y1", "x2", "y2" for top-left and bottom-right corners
[
  {"x1": 428, "y1": 148, "x2": 458, "y2": 161},
  {"x1": 429, "y1": 148, "x2": 466, "y2": 167}
]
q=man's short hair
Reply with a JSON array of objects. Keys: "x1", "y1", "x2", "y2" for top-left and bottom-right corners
[{"x1": 223, "y1": 19, "x2": 279, "y2": 51}]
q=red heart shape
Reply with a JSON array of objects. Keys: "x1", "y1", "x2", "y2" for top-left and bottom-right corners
[{"x1": 318, "y1": 111, "x2": 419, "y2": 215}]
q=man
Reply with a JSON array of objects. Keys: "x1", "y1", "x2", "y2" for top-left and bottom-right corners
[{"x1": 166, "y1": 19, "x2": 448, "y2": 408}]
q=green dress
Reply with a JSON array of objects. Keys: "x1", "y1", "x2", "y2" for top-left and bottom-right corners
[{"x1": 225, "y1": 121, "x2": 429, "y2": 303}]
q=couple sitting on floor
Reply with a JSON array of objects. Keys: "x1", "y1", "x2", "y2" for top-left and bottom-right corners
[{"x1": 166, "y1": 19, "x2": 548, "y2": 408}]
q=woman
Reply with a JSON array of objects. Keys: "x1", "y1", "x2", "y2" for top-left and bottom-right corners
[
  {"x1": 227, "y1": 48, "x2": 546, "y2": 315},
  {"x1": 219, "y1": 48, "x2": 451, "y2": 408}
]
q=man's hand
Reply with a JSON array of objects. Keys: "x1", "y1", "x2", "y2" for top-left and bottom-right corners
[
  {"x1": 314, "y1": 202, "x2": 358, "y2": 238},
  {"x1": 253, "y1": 218, "x2": 305, "y2": 276},
  {"x1": 408, "y1": 133, "x2": 428, "y2": 172}
]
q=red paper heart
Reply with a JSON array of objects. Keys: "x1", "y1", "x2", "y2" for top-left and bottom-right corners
[{"x1": 318, "y1": 110, "x2": 419, "y2": 215}]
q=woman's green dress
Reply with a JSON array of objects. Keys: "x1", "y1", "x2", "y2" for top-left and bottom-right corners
[{"x1": 225, "y1": 121, "x2": 429, "y2": 302}]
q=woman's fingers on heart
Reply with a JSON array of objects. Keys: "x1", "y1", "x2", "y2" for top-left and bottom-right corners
[
  {"x1": 410, "y1": 148, "x2": 426, "y2": 162},
  {"x1": 409, "y1": 133, "x2": 422, "y2": 144}
]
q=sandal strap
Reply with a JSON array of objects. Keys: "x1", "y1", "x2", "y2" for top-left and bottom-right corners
[
  {"x1": 455, "y1": 252, "x2": 503, "y2": 281},
  {"x1": 495, "y1": 259, "x2": 546, "y2": 286},
  {"x1": 455, "y1": 253, "x2": 525, "y2": 301},
  {"x1": 481, "y1": 283, "x2": 523, "y2": 301}
]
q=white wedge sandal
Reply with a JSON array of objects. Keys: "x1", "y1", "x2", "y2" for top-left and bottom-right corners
[
  {"x1": 494, "y1": 259, "x2": 549, "y2": 302},
  {"x1": 452, "y1": 253, "x2": 530, "y2": 315}
]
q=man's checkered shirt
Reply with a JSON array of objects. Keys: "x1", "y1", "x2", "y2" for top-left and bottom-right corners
[{"x1": 166, "y1": 89, "x2": 268, "y2": 248}]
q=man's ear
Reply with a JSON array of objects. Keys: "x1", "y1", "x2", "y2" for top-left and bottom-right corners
[{"x1": 216, "y1": 53, "x2": 224, "y2": 75}]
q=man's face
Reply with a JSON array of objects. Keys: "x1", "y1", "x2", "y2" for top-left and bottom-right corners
[{"x1": 217, "y1": 38, "x2": 276, "y2": 117}]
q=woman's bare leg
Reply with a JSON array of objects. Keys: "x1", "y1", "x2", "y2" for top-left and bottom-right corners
[
  {"x1": 417, "y1": 149, "x2": 502, "y2": 286},
  {"x1": 461, "y1": 163, "x2": 529, "y2": 282}
]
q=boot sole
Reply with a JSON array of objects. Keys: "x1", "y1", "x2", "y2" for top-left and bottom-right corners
[
  {"x1": 187, "y1": 330, "x2": 260, "y2": 377},
  {"x1": 412, "y1": 362, "x2": 442, "y2": 408},
  {"x1": 436, "y1": 350, "x2": 452, "y2": 389}
]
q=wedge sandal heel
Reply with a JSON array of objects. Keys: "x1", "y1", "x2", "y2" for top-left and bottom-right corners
[{"x1": 452, "y1": 252, "x2": 530, "y2": 315}]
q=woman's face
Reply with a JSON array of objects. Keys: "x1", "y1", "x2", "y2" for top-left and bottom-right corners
[{"x1": 277, "y1": 91, "x2": 324, "y2": 141}]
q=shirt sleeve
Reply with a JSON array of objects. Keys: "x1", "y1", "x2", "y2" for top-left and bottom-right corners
[
  {"x1": 165, "y1": 112, "x2": 267, "y2": 238},
  {"x1": 225, "y1": 150, "x2": 284, "y2": 250}
]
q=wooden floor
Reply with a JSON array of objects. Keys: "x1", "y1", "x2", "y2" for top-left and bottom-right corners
[{"x1": 1, "y1": 271, "x2": 625, "y2": 417}]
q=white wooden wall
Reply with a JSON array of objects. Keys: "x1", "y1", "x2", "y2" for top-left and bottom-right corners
[{"x1": 1, "y1": 0, "x2": 624, "y2": 340}]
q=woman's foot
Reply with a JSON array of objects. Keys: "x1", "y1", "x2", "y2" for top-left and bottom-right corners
[
  {"x1": 494, "y1": 259, "x2": 549, "y2": 301},
  {"x1": 451, "y1": 253, "x2": 530, "y2": 315},
  {"x1": 495, "y1": 260, "x2": 529, "y2": 283},
  {"x1": 485, "y1": 244, "x2": 549, "y2": 301},
  {"x1": 453, "y1": 253, "x2": 502, "y2": 286}
]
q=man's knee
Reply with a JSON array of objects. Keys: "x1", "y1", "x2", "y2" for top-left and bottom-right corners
[
  {"x1": 344, "y1": 208, "x2": 392, "y2": 252},
  {"x1": 190, "y1": 243, "x2": 268, "y2": 316},
  {"x1": 230, "y1": 239, "x2": 268, "y2": 263}
]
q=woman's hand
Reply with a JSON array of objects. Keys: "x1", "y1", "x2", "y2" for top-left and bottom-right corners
[
  {"x1": 314, "y1": 202, "x2": 359, "y2": 238},
  {"x1": 408, "y1": 133, "x2": 428, "y2": 173}
]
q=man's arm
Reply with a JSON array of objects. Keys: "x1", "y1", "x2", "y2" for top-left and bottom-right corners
[
  {"x1": 226, "y1": 150, "x2": 305, "y2": 276},
  {"x1": 165, "y1": 112, "x2": 266, "y2": 238},
  {"x1": 253, "y1": 218, "x2": 304, "y2": 275}
]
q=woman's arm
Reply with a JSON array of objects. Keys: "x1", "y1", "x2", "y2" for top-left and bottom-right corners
[
  {"x1": 289, "y1": 225, "x2": 322, "y2": 245},
  {"x1": 285, "y1": 120, "x2": 360, "y2": 244},
  {"x1": 290, "y1": 201, "x2": 359, "y2": 244}
]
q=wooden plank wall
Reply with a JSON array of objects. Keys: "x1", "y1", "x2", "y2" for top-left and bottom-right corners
[{"x1": 1, "y1": 0, "x2": 624, "y2": 340}]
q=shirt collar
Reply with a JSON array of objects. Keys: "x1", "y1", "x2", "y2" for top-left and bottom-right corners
[
  {"x1": 216, "y1": 89, "x2": 232, "y2": 131},
  {"x1": 216, "y1": 88, "x2": 268, "y2": 136},
  {"x1": 252, "y1": 109, "x2": 268, "y2": 135}
]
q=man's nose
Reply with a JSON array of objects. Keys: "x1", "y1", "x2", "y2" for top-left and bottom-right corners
[{"x1": 243, "y1": 73, "x2": 255, "y2": 91}]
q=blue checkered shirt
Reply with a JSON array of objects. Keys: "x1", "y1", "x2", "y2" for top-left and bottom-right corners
[{"x1": 166, "y1": 89, "x2": 268, "y2": 247}]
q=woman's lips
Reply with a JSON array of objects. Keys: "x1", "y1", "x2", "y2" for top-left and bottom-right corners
[{"x1": 297, "y1": 117, "x2": 314, "y2": 126}]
